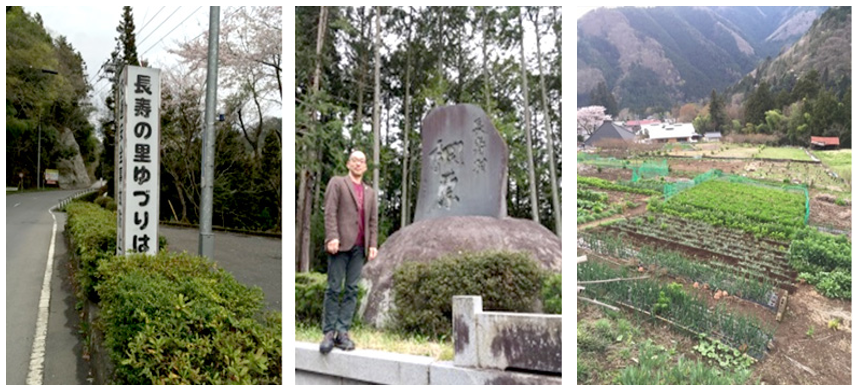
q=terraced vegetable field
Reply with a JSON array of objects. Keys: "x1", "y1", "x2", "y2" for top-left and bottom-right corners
[
  {"x1": 583, "y1": 214, "x2": 797, "y2": 294},
  {"x1": 650, "y1": 179, "x2": 807, "y2": 240}
]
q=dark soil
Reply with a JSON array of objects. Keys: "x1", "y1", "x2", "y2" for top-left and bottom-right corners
[{"x1": 752, "y1": 285, "x2": 852, "y2": 385}]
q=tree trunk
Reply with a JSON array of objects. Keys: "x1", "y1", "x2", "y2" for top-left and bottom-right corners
[
  {"x1": 298, "y1": 6, "x2": 328, "y2": 272},
  {"x1": 400, "y1": 19, "x2": 412, "y2": 228},
  {"x1": 518, "y1": 9, "x2": 540, "y2": 223},
  {"x1": 372, "y1": 6, "x2": 382, "y2": 232},
  {"x1": 482, "y1": 7, "x2": 491, "y2": 113},
  {"x1": 532, "y1": 8, "x2": 561, "y2": 237},
  {"x1": 353, "y1": 7, "x2": 367, "y2": 150}
]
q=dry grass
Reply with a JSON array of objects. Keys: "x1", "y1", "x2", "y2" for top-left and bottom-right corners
[{"x1": 295, "y1": 323, "x2": 454, "y2": 361}]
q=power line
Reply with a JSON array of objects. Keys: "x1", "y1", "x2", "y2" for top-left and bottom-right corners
[
  {"x1": 140, "y1": 6, "x2": 204, "y2": 57},
  {"x1": 136, "y1": 6, "x2": 165, "y2": 38},
  {"x1": 138, "y1": 6, "x2": 183, "y2": 47}
]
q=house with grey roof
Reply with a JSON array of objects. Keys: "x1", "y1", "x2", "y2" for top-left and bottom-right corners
[{"x1": 584, "y1": 120, "x2": 636, "y2": 146}]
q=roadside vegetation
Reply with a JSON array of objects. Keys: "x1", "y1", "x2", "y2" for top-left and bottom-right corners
[{"x1": 66, "y1": 201, "x2": 282, "y2": 384}]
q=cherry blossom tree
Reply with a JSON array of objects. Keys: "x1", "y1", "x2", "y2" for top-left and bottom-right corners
[
  {"x1": 170, "y1": 6, "x2": 282, "y2": 156},
  {"x1": 577, "y1": 105, "x2": 611, "y2": 137}
]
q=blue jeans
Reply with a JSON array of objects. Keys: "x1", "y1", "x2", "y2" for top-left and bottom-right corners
[{"x1": 322, "y1": 246, "x2": 364, "y2": 333}]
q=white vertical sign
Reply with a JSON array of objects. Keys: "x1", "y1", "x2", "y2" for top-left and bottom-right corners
[{"x1": 118, "y1": 65, "x2": 160, "y2": 255}]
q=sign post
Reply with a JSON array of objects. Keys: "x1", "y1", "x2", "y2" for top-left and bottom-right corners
[
  {"x1": 44, "y1": 169, "x2": 59, "y2": 186},
  {"x1": 116, "y1": 65, "x2": 160, "y2": 256}
]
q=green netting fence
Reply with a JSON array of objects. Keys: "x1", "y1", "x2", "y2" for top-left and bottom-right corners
[
  {"x1": 577, "y1": 153, "x2": 631, "y2": 168},
  {"x1": 661, "y1": 169, "x2": 810, "y2": 224},
  {"x1": 662, "y1": 169, "x2": 723, "y2": 199},
  {"x1": 631, "y1": 159, "x2": 669, "y2": 182}
]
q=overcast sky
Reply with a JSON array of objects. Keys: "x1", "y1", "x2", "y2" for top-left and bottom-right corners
[{"x1": 24, "y1": 6, "x2": 217, "y2": 121}]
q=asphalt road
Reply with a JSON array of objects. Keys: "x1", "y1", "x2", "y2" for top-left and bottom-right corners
[
  {"x1": 159, "y1": 226, "x2": 282, "y2": 312},
  {"x1": 6, "y1": 189, "x2": 91, "y2": 385}
]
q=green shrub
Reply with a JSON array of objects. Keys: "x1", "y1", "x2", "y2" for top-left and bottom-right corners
[
  {"x1": 94, "y1": 195, "x2": 112, "y2": 209},
  {"x1": 392, "y1": 251, "x2": 546, "y2": 338},
  {"x1": 67, "y1": 201, "x2": 281, "y2": 384},
  {"x1": 66, "y1": 202, "x2": 117, "y2": 301},
  {"x1": 97, "y1": 252, "x2": 281, "y2": 384},
  {"x1": 295, "y1": 272, "x2": 366, "y2": 326},
  {"x1": 542, "y1": 273, "x2": 562, "y2": 314}
]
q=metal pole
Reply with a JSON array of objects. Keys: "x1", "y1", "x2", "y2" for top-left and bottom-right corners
[
  {"x1": 37, "y1": 119, "x2": 41, "y2": 189},
  {"x1": 199, "y1": 6, "x2": 220, "y2": 259}
]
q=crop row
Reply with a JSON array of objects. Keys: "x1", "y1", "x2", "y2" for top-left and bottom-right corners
[
  {"x1": 650, "y1": 180, "x2": 806, "y2": 240},
  {"x1": 578, "y1": 259, "x2": 775, "y2": 359},
  {"x1": 579, "y1": 231, "x2": 785, "y2": 305},
  {"x1": 608, "y1": 215, "x2": 792, "y2": 277},
  {"x1": 578, "y1": 176, "x2": 661, "y2": 196}
]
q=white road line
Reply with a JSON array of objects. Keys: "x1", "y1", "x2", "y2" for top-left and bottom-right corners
[
  {"x1": 26, "y1": 206, "x2": 58, "y2": 385},
  {"x1": 14, "y1": 202, "x2": 21, "y2": 207}
]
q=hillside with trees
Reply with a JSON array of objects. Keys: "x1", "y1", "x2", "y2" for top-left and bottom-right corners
[{"x1": 6, "y1": 6, "x2": 99, "y2": 188}]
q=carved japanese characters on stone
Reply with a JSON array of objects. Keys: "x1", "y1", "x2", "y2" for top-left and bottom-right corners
[{"x1": 413, "y1": 104, "x2": 508, "y2": 222}]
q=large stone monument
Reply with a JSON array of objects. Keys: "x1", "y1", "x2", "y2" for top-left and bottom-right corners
[
  {"x1": 360, "y1": 104, "x2": 561, "y2": 327},
  {"x1": 413, "y1": 104, "x2": 507, "y2": 221}
]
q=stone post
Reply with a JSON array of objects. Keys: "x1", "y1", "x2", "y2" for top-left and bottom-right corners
[{"x1": 453, "y1": 295, "x2": 482, "y2": 368}]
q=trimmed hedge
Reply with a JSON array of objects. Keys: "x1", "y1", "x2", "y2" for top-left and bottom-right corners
[
  {"x1": 392, "y1": 251, "x2": 547, "y2": 338},
  {"x1": 66, "y1": 202, "x2": 117, "y2": 301},
  {"x1": 98, "y1": 253, "x2": 281, "y2": 384},
  {"x1": 295, "y1": 272, "x2": 366, "y2": 326},
  {"x1": 65, "y1": 201, "x2": 282, "y2": 384}
]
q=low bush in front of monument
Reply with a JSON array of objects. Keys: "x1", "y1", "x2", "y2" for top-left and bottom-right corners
[
  {"x1": 295, "y1": 272, "x2": 366, "y2": 327},
  {"x1": 97, "y1": 252, "x2": 282, "y2": 384},
  {"x1": 392, "y1": 251, "x2": 546, "y2": 338},
  {"x1": 542, "y1": 273, "x2": 562, "y2": 314}
]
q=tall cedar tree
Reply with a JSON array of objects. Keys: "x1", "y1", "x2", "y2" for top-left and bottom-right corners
[
  {"x1": 590, "y1": 81, "x2": 618, "y2": 117},
  {"x1": 709, "y1": 89, "x2": 729, "y2": 134},
  {"x1": 100, "y1": 6, "x2": 141, "y2": 197},
  {"x1": 744, "y1": 81, "x2": 774, "y2": 128}
]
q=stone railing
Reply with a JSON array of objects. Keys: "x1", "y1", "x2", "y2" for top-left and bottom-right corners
[
  {"x1": 452, "y1": 295, "x2": 561, "y2": 374},
  {"x1": 295, "y1": 295, "x2": 562, "y2": 385}
]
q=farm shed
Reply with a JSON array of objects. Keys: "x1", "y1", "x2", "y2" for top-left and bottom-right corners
[
  {"x1": 810, "y1": 136, "x2": 839, "y2": 149},
  {"x1": 703, "y1": 132, "x2": 722, "y2": 142}
]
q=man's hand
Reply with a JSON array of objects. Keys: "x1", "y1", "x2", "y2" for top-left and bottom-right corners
[
  {"x1": 327, "y1": 239, "x2": 340, "y2": 254},
  {"x1": 369, "y1": 247, "x2": 378, "y2": 260}
]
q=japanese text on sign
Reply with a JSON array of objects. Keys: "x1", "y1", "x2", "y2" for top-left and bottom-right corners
[{"x1": 117, "y1": 66, "x2": 160, "y2": 256}]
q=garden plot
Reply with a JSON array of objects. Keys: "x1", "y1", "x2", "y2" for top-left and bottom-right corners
[
  {"x1": 650, "y1": 179, "x2": 807, "y2": 240},
  {"x1": 814, "y1": 149, "x2": 851, "y2": 184},
  {"x1": 577, "y1": 176, "x2": 657, "y2": 225},
  {"x1": 579, "y1": 257, "x2": 776, "y2": 360},
  {"x1": 753, "y1": 146, "x2": 814, "y2": 161},
  {"x1": 581, "y1": 214, "x2": 797, "y2": 295}
]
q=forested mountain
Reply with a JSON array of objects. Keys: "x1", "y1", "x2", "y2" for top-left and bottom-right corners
[
  {"x1": 577, "y1": 6, "x2": 827, "y2": 115},
  {"x1": 734, "y1": 6, "x2": 851, "y2": 97}
]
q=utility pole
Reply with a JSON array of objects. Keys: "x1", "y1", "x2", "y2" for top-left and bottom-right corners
[
  {"x1": 199, "y1": 6, "x2": 220, "y2": 259},
  {"x1": 35, "y1": 68, "x2": 58, "y2": 189}
]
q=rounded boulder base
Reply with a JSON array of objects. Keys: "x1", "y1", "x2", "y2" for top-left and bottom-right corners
[{"x1": 359, "y1": 216, "x2": 561, "y2": 328}]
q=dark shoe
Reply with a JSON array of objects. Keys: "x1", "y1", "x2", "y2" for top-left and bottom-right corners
[
  {"x1": 335, "y1": 331, "x2": 355, "y2": 351},
  {"x1": 320, "y1": 331, "x2": 336, "y2": 354}
]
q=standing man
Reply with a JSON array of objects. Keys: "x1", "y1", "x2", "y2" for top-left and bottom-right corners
[{"x1": 320, "y1": 150, "x2": 378, "y2": 353}]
